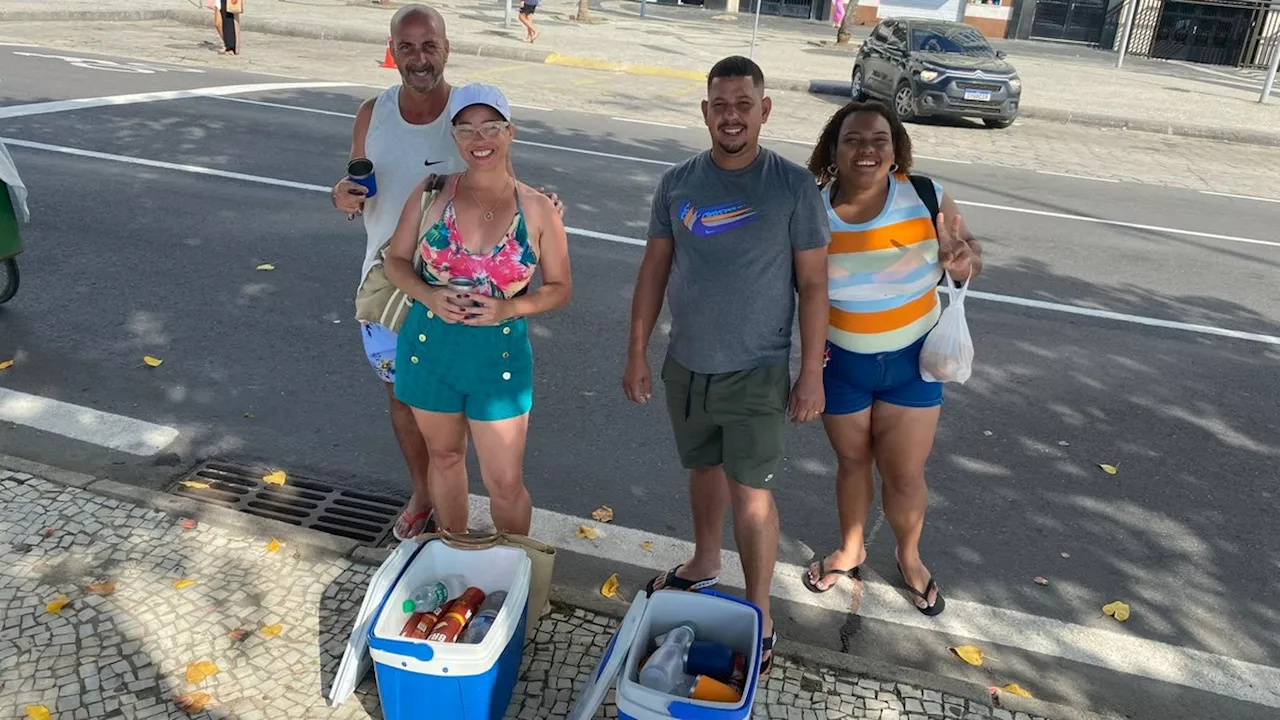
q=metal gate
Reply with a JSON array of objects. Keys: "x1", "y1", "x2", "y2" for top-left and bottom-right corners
[
  {"x1": 752, "y1": 0, "x2": 819, "y2": 20},
  {"x1": 1031, "y1": 0, "x2": 1110, "y2": 42},
  {"x1": 1123, "y1": 0, "x2": 1278, "y2": 68}
]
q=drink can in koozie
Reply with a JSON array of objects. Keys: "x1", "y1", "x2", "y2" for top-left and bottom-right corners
[{"x1": 347, "y1": 158, "x2": 378, "y2": 199}]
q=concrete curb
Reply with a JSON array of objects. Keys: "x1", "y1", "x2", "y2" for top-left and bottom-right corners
[
  {"x1": 4, "y1": 8, "x2": 1278, "y2": 146},
  {"x1": 0, "y1": 451, "x2": 1125, "y2": 720}
]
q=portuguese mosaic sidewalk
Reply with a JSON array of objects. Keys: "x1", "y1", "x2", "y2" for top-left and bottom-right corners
[{"x1": 0, "y1": 461, "x2": 1054, "y2": 720}]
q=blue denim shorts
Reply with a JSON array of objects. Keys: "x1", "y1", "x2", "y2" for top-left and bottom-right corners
[{"x1": 823, "y1": 336, "x2": 943, "y2": 415}]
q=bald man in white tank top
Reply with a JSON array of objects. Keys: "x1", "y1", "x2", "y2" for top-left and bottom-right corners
[{"x1": 331, "y1": 5, "x2": 562, "y2": 540}]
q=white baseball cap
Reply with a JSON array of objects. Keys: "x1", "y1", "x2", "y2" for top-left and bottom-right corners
[{"x1": 448, "y1": 83, "x2": 512, "y2": 122}]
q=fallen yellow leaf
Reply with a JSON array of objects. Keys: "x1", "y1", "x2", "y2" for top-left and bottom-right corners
[
  {"x1": 228, "y1": 628, "x2": 250, "y2": 643},
  {"x1": 24, "y1": 705, "x2": 51, "y2": 720},
  {"x1": 591, "y1": 505, "x2": 614, "y2": 523},
  {"x1": 256, "y1": 263, "x2": 275, "y2": 271},
  {"x1": 575, "y1": 525, "x2": 600, "y2": 541},
  {"x1": 84, "y1": 580, "x2": 117, "y2": 596},
  {"x1": 262, "y1": 470, "x2": 287, "y2": 486},
  {"x1": 185, "y1": 660, "x2": 220, "y2": 685},
  {"x1": 640, "y1": 540, "x2": 654, "y2": 553},
  {"x1": 1098, "y1": 463, "x2": 1118, "y2": 475},
  {"x1": 0, "y1": 359, "x2": 13, "y2": 372},
  {"x1": 600, "y1": 573, "x2": 619, "y2": 599},
  {"x1": 1001, "y1": 683, "x2": 1034, "y2": 698},
  {"x1": 172, "y1": 578, "x2": 197, "y2": 590},
  {"x1": 173, "y1": 691, "x2": 212, "y2": 714},
  {"x1": 266, "y1": 538, "x2": 282, "y2": 553},
  {"x1": 949, "y1": 644, "x2": 984, "y2": 666},
  {"x1": 1103, "y1": 601, "x2": 1131, "y2": 622},
  {"x1": 179, "y1": 480, "x2": 210, "y2": 490},
  {"x1": 260, "y1": 623, "x2": 283, "y2": 639},
  {"x1": 45, "y1": 594, "x2": 70, "y2": 614},
  {"x1": 143, "y1": 355, "x2": 164, "y2": 368}
]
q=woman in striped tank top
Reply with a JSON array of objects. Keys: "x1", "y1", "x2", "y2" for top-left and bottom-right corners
[{"x1": 799, "y1": 101, "x2": 983, "y2": 616}]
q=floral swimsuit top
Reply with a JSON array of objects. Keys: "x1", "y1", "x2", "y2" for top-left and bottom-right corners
[{"x1": 418, "y1": 176, "x2": 537, "y2": 300}]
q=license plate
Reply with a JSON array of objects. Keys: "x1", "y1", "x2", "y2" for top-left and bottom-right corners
[{"x1": 963, "y1": 89, "x2": 993, "y2": 102}]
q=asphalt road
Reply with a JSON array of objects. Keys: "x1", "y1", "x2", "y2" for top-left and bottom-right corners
[{"x1": 2, "y1": 45, "x2": 1278, "y2": 720}]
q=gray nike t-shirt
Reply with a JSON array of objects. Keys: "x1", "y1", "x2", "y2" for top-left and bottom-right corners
[{"x1": 647, "y1": 148, "x2": 830, "y2": 375}]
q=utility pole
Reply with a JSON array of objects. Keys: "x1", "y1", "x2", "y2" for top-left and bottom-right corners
[
  {"x1": 1262, "y1": 33, "x2": 1280, "y2": 103},
  {"x1": 749, "y1": 0, "x2": 763, "y2": 59},
  {"x1": 1115, "y1": 0, "x2": 1136, "y2": 69}
]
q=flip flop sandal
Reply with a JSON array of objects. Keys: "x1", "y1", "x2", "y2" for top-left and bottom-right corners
[
  {"x1": 802, "y1": 557, "x2": 861, "y2": 594},
  {"x1": 392, "y1": 509, "x2": 435, "y2": 541},
  {"x1": 897, "y1": 563, "x2": 946, "y2": 617},
  {"x1": 644, "y1": 564, "x2": 718, "y2": 596},
  {"x1": 759, "y1": 631, "x2": 777, "y2": 676}
]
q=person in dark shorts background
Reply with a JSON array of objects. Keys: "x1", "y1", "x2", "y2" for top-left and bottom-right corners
[
  {"x1": 518, "y1": 0, "x2": 539, "y2": 43},
  {"x1": 621, "y1": 55, "x2": 830, "y2": 675}
]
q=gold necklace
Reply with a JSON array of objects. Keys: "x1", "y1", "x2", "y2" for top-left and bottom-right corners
[{"x1": 465, "y1": 174, "x2": 510, "y2": 222}]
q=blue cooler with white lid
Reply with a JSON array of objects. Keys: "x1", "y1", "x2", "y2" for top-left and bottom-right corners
[
  {"x1": 366, "y1": 538, "x2": 531, "y2": 720},
  {"x1": 568, "y1": 588, "x2": 762, "y2": 720}
]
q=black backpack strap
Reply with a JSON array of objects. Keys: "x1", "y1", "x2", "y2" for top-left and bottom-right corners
[
  {"x1": 908, "y1": 174, "x2": 940, "y2": 229},
  {"x1": 908, "y1": 174, "x2": 955, "y2": 287}
]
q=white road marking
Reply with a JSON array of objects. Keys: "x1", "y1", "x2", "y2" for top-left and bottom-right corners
[
  {"x1": 914, "y1": 154, "x2": 974, "y2": 165},
  {"x1": 1035, "y1": 170, "x2": 1120, "y2": 183},
  {"x1": 0, "y1": 138, "x2": 328, "y2": 193},
  {"x1": 213, "y1": 95, "x2": 356, "y2": 118},
  {"x1": 0, "y1": 388, "x2": 179, "y2": 456},
  {"x1": 0, "y1": 82, "x2": 358, "y2": 120},
  {"x1": 467, "y1": 493, "x2": 1280, "y2": 710},
  {"x1": 957, "y1": 199, "x2": 1280, "y2": 250},
  {"x1": 1201, "y1": 190, "x2": 1280, "y2": 204},
  {"x1": 11, "y1": 51, "x2": 205, "y2": 75},
  {"x1": 510, "y1": 103, "x2": 553, "y2": 112},
  {"x1": 610, "y1": 116, "x2": 687, "y2": 129},
  {"x1": 7, "y1": 138, "x2": 1278, "y2": 346}
]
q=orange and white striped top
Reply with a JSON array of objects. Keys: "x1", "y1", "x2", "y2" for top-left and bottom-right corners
[{"x1": 825, "y1": 173, "x2": 944, "y2": 354}]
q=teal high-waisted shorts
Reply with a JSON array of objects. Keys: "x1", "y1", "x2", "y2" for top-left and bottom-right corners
[{"x1": 393, "y1": 302, "x2": 534, "y2": 421}]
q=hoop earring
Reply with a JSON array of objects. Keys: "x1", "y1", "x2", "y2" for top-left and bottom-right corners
[
  {"x1": 889, "y1": 163, "x2": 900, "y2": 173},
  {"x1": 825, "y1": 163, "x2": 838, "y2": 177}
]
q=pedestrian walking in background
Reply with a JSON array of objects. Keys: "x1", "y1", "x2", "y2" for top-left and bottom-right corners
[
  {"x1": 622, "y1": 55, "x2": 829, "y2": 675},
  {"x1": 800, "y1": 100, "x2": 982, "y2": 616},
  {"x1": 218, "y1": 0, "x2": 243, "y2": 55},
  {"x1": 383, "y1": 83, "x2": 571, "y2": 537},
  {"x1": 518, "y1": 0, "x2": 540, "y2": 43},
  {"x1": 831, "y1": 0, "x2": 848, "y2": 27}
]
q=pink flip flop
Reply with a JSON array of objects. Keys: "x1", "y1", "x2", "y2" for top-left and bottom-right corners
[{"x1": 393, "y1": 509, "x2": 435, "y2": 541}]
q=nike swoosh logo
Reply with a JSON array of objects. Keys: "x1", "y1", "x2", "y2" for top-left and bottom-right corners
[{"x1": 424, "y1": 160, "x2": 444, "y2": 167}]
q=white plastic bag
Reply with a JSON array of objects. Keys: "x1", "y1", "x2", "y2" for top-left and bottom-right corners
[{"x1": 918, "y1": 272, "x2": 974, "y2": 384}]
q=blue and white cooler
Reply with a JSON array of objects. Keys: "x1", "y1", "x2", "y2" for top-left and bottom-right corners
[
  {"x1": 366, "y1": 538, "x2": 531, "y2": 720},
  {"x1": 568, "y1": 589, "x2": 762, "y2": 720}
]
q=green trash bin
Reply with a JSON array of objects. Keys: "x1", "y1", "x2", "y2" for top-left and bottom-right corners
[{"x1": 0, "y1": 180, "x2": 21, "y2": 304}]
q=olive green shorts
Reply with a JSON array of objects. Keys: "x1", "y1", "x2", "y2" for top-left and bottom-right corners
[{"x1": 661, "y1": 354, "x2": 790, "y2": 489}]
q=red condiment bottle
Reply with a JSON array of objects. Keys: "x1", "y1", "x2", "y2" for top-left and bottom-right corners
[{"x1": 426, "y1": 587, "x2": 485, "y2": 643}]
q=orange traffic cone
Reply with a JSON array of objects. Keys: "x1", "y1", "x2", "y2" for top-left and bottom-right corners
[{"x1": 380, "y1": 36, "x2": 396, "y2": 69}]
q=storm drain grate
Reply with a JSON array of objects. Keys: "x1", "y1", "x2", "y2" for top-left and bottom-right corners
[{"x1": 166, "y1": 460, "x2": 404, "y2": 546}]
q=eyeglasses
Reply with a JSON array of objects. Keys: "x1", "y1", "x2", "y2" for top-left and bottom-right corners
[{"x1": 452, "y1": 121, "x2": 510, "y2": 140}]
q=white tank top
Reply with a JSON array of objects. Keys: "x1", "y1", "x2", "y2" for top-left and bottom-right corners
[{"x1": 357, "y1": 84, "x2": 466, "y2": 291}]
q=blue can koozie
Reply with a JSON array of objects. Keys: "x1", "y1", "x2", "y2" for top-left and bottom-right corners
[
  {"x1": 347, "y1": 157, "x2": 377, "y2": 199},
  {"x1": 685, "y1": 640, "x2": 737, "y2": 681}
]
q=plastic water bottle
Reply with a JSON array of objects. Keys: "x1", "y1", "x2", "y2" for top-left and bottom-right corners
[
  {"x1": 459, "y1": 591, "x2": 508, "y2": 644},
  {"x1": 639, "y1": 623, "x2": 698, "y2": 695},
  {"x1": 402, "y1": 575, "x2": 465, "y2": 614}
]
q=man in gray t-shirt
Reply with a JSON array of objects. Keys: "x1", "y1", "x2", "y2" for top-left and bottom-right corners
[{"x1": 622, "y1": 55, "x2": 830, "y2": 674}]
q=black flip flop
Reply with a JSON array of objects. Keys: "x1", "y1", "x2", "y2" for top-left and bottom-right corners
[
  {"x1": 760, "y1": 631, "x2": 777, "y2": 676},
  {"x1": 898, "y1": 563, "x2": 946, "y2": 617},
  {"x1": 802, "y1": 557, "x2": 861, "y2": 594},
  {"x1": 644, "y1": 564, "x2": 718, "y2": 596}
]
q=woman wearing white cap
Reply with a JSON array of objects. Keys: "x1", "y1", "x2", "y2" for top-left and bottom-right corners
[{"x1": 383, "y1": 83, "x2": 572, "y2": 536}]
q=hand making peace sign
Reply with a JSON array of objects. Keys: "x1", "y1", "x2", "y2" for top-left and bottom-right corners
[{"x1": 935, "y1": 211, "x2": 980, "y2": 282}]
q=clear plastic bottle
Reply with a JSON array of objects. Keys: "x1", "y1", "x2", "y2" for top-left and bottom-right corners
[
  {"x1": 459, "y1": 590, "x2": 508, "y2": 644},
  {"x1": 639, "y1": 623, "x2": 698, "y2": 695},
  {"x1": 402, "y1": 575, "x2": 465, "y2": 614}
]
